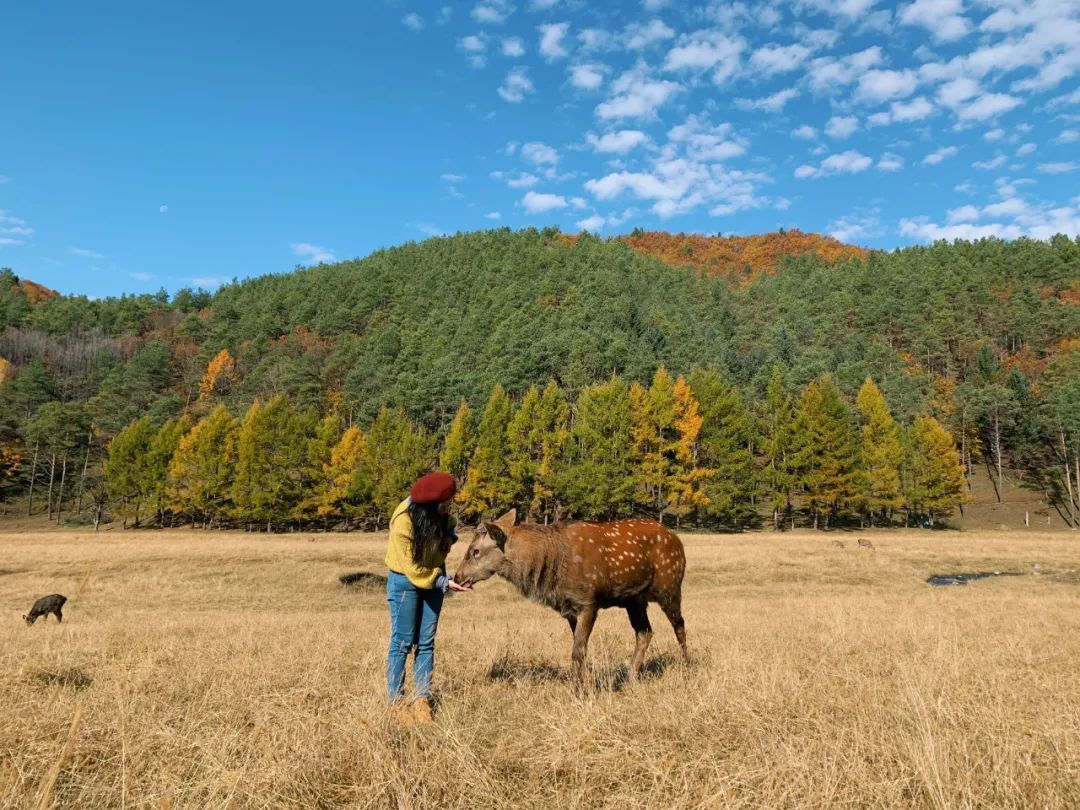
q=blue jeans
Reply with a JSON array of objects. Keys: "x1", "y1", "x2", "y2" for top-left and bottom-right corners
[{"x1": 386, "y1": 570, "x2": 444, "y2": 702}]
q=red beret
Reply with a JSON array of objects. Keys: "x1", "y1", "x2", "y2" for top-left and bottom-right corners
[{"x1": 410, "y1": 471, "x2": 456, "y2": 505}]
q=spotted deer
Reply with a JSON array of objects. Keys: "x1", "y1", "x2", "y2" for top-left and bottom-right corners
[{"x1": 454, "y1": 510, "x2": 687, "y2": 688}]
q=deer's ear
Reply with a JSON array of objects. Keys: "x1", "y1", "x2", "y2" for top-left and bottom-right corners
[
  {"x1": 483, "y1": 522, "x2": 509, "y2": 551},
  {"x1": 494, "y1": 508, "x2": 517, "y2": 530}
]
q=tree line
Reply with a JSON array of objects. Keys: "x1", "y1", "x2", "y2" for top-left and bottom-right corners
[{"x1": 97, "y1": 368, "x2": 968, "y2": 531}]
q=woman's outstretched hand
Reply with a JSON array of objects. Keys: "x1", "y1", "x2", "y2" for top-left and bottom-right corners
[{"x1": 448, "y1": 579, "x2": 473, "y2": 593}]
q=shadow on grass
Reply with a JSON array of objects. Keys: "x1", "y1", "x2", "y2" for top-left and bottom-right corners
[
  {"x1": 339, "y1": 571, "x2": 388, "y2": 591},
  {"x1": 36, "y1": 667, "x2": 93, "y2": 690},
  {"x1": 488, "y1": 650, "x2": 687, "y2": 692}
]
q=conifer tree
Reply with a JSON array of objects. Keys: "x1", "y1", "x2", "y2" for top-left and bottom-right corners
[
  {"x1": 362, "y1": 407, "x2": 435, "y2": 521},
  {"x1": 459, "y1": 384, "x2": 515, "y2": 519},
  {"x1": 757, "y1": 366, "x2": 797, "y2": 530},
  {"x1": 145, "y1": 416, "x2": 192, "y2": 525},
  {"x1": 315, "y1": 425, "x2": 370, "y2": 523},
  {"x1": 689, "y1": 367, "x2": 758, "y2": 527},
  {"x1": 104, "y1": 416, "x2": 156, "y2": 527},
  {"x1": 631, "y1": 367, "x2": 677, "y2": 521},
  {"x1": 167, "y1": 404, "x2": 237, "y2": 527},
  {"x1": 855, "y1": 377, "x2": 903, "y2": 525},
  {"x1": 667, "y1": 374, "x2": 709, "y2": 526},
  {"x1": 793, "y1": 376, "x2": 860, "y2": 529},
  {"x1": 439, "y1": 399, "x2": 475, "y2": 487},
  {"x1": 905, "y1": 416, "x2": 967, "y2": 526},
  {"x1": 506, "y1": 381, "x2": 570, "y2": 522},
  {"x1": 558, "y1": 377, "x2": 636, "y2": 519},
  {"x1": 231, "y1": 395, "x2": 309, "y2": 530},
  {"x1": 296, "y1": 413, "x2": 343, "y2": 521}
]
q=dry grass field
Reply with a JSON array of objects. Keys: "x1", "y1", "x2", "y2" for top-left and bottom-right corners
[{"x1": 1, "y1": 527, "x2": 1078, "y2": 809}]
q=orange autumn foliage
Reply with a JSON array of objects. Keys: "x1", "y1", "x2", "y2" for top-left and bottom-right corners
[{"x1": 620, "y1": 229, "x2": 869, "y2": 284}]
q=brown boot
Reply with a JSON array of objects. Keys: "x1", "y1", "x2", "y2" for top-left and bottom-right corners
[{"x1": 412, "y1": 698, "x2": 433, "y2": 725}]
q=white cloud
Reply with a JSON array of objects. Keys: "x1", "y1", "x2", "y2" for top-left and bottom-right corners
[
  {"x1": 901, "y1": 218, "x2": 1024, "y2": 241},
  {"x1": 460, "y1": 34, "x2": 487, "y2": 67},
  {"x1": 486, "y1": 211, "x2": 502, "y2": 220},
  {"x1": 521, "y1": 141, "x2": 559, "y2": 165},
  {"x1": 799, "y1": 0, "x2": 879, "y2": 19},
  {"x1": 877, "y1": 152, "x2": 904, "y2": 171},
  {"x1": 1056, "y1": 129, "x2": 1080, "y2": 144},
  {"x1": 1017, "y1": 142, "x2": 1036, "y2": 156},
  {"x1": 129, "y1": 272, "x2": 154, "y2": 281},
  {"x1": 828, "y1": 210, "x2": 881, "y2": 242},
  {"x1": 595, "y1": 68, "x2": 681, "y2": 120},
  {"x1": 502, "y1": 37, "x2": 525, "y2": 57},
  {"x1": 923, "y1": 145, "x2": 959, "y2": 165},
  {"x1": 577, "y1": 28, "x2": 615, "y2": 51},
  {"x1": 825, "y1": 115, "x2": 859, "y2": 139},
  {"x1": 642, "y1": 0, "x2": 669, "y2": 9},
  {"x1": 625, "y1": 19, "x2": 675, "y2": 49},
  {"x1": 498, "y1": 68, "x2": 534, "y2": 102},
  {"x1": 587, "y1": 130, "x2": 650, "y2": 154},
  {"x1": 956, "y1": 93, "x2": 1022, "y2": 121},
  {"x1": 530, "y1": 0, "x2": 559, "y2": 8},
  {"x1": 734, "y1": 88, "x2": 798, "y2": 113},
  {"x1": 936, "y1": 76, "x2": 980, "y2": 109},
  {"x1": 441, "y1": 173, "x2": 465, "y2": 182},
  {"x1": 0, "y1": 210, "x2": 33, "y2": 245},
  {"x1": 538, "y1": 22, "x2": 569, "y2": 60},
  {"x1": 984, "y1": 128, "x2": 1005, "y2": 141},
  {"x1": 522, "y1": 191, "x2": 568, "y2": 213},
  {"x1": 750, "y1": 43, "x2": 813, "y2": 76},
  {"x1": 891, "y1": 96, "x2": 935, "y2": 122},
  {"x1": 855, "y1": 69, "x2": 918, "y2": 103},
  {"x1": 570, "y1": 63, "x2": 607, "y2": 89},
  {"x1": 1038, "y1": 161, "x2": 1078, "y2": 174},
  {"x1": 576, "y1": 214, "x2": 607, "y2": 232},
  {"x1": 899, "y1": 0, "x2": 970, "y2": 42},
  {"x1": 69, "y1": 247, "x2": 105, "y2": 259},
  {"x1": 402, "y1": 13, "x2": 423, "y2": 31},
  {"x1": 667, "y1": 114, "x2": 747, "y2": 160},
  {"x1": 159, "y1": 204, "x2": 169, "y2": 213},
  {"x1": 494, "y1": 171, "x2": 539, "y2": 188},
  {"x1": 292, "y1": 242, "x2": 337, "y2": 264},
  {"x1": 947, "y1": 204, "x2": 980, "y2": 223},
  {"x1": 663, "y1": 31, "x2": 744, "y2": 84},
  {"x1": 795, "y1": 150, "x2": 874, "y2": 179},
  {"x1": 472, "y1": 0, "x2": 513, "y2": 24},
  {"x1": 806, "y1": 47, "x2": 883, "y2": 94},
  {"x1": 973, "y1": 155, "x2": 1007, "y2": 169},
  {"x1": 792, "y1": 125, "x2": 818, "y2": 140}
]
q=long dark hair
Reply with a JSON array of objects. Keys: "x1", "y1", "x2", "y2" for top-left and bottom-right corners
[{"x1": 408, "y1": 500, "x2": 449, "y2": 566}]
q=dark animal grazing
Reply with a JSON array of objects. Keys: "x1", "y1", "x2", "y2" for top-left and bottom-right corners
[
  {"x1": 857, "y1": 538, "x2": 875, "y2": 550},
  {"x1": 24, "y1": 594, "x2": 67, "y2": 625},
  {"x1": 454, "y1": 510, "x2": 688, "y2": 688},
  {"x1": 831, "y1": 540, "x2": 845, "y2": 549}
]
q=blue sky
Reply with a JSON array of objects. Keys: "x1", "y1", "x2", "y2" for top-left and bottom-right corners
[{"x1": 1, "y1": 0, "x2": 1078, "y2": 297}]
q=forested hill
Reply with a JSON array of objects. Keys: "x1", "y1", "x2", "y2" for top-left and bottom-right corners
[{"x1": 2, "y1": 228, "x2": 1076, "y2": 426}]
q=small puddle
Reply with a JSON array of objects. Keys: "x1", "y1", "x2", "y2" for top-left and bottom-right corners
[{"x1": 926, "y1": 571, "x2": 1022, "y2": 586}]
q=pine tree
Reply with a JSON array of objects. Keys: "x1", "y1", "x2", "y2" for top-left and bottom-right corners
[
  {"x1": 231, "y1": 395, "x2": 309, "y2": 530},
  {"x1": 167, "y1": 404, "x2": 237, "y2": 527},
  {"x1": 757, "y1": 366, "x2": 797, "y2": 530},
  {"x1": 105, "y1": 416, "x2": 157, "y2": 527},
  {"x1": 459, "y1": 384, "x2": 515, "y2": 519},
  {"x1": 558, "y1": 377, "x2": 636, "y2": 519},
  {"x1": 439, "y1": 399, "x2": 475, "y2": 487},
  {"x1": 855, "y1": 377, "x2": 903, "y2": 525},
  {"x1": 793, "y1": 376, "x2": 860, "y2": 529},
  {"x1": 689, "y1": 367, "x2": 758, "y2": 528},
  {"x1": 905, "y1": 416, "x2": 968, "y2": 526},
  {"x1": 362, "y1": 407, "x2": 435, "y2": 522},
  {"x1": 295, "y1": 413, "x2": 343, "y2": 521}
]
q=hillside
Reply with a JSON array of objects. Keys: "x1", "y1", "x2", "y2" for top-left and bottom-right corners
[{"x1": 0, "y1": 227, "x2": 1077, "y2": 526}]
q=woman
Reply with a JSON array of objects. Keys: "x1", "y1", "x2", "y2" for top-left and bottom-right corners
[{"x1": 384, "y1": 470, "x2": 471, "y2": 724}]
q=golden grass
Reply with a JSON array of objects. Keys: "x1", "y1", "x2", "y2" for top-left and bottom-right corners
[{"x1": 1, "y1": 528, "x2": 1078, "y2": 809}]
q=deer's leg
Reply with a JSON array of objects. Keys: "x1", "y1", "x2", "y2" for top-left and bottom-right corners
[
  {"x1": 566, "y1": 614, "x2": 577, "y2": 637},
  {"x1": 659, "y1": 595, "x2": 688, "y2": 662},
  {"x1": 56, "y1": 609, "x2": 62, "y2": 624},
  {"x1": 626, "y1": 600, "x2": 653, "y2": 681},
  {"x1": 571, "y1": 604, "x2": 598, "y2": 690}
]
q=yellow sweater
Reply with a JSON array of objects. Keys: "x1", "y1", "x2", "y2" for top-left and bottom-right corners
[{"x1": 384, "y1": 499, "x2": 455, "y2": 589}]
